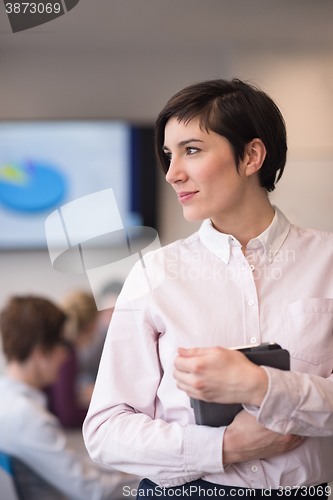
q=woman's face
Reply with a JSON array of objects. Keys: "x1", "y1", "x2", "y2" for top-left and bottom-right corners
[{"x1": 163, "y1": 117, "x2": 254, "y2": 228}]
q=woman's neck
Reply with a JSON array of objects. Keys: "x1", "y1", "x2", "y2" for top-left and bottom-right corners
[{"x1": 210, "y1": 189, "x2": 274, "y2": 250}]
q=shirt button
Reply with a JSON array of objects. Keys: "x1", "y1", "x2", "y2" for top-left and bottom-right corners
[
  {"x1": 250, "y1": 265, "x2": 255, "y2": 272},
  {"x1": 250, "y1": 337, "x2": 257, "y2": 344},
  {"x1": 248, "y1": 300, "x2": 255, "y2": 306},
  {"x1": 267, "y1": 251, "x2": 273, "y2": 260},
  {"x1": 251, "y1": 466, "x2": 258, "y2": 473}
]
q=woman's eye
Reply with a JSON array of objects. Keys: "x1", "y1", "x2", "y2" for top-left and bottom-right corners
[
  {"x1": 187, "y1": 147, "x2": 199, "y2": 155},
  {"x1": 163, "y1": 151, "x2": 172, "y2": 161}
]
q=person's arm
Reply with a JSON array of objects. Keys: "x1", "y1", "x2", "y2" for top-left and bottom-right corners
[
  {"x1": 173, "y1": 346, "x2": 333, "y2": 437},
  {"x1": 247, "y1": 365, "x2": 333, "y2": 436},
  {"x1": 83, "y1": 260, "x2": 225, "y2": 487},
  {"x1": 83, "y1": 259, "x2": 302, "y2": 486},
  {"x1": 173, "y1": 347, "x2": 305, "y2": 465}
]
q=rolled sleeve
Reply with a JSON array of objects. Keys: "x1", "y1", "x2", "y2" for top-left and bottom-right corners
[{"x1": 244, "y1": 366, "x2": 333, "y2": 436}]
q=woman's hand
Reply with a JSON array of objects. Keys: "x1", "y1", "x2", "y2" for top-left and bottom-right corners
[
  {"x1": 174, "y1": 347, "x2": 303, "y2": 465},
  {"x1": 223, "y1": 410, "x2": 303, "y2": 465},
  {"x1": 173, "y1": 346, "x2": 268, "y2": 407}
]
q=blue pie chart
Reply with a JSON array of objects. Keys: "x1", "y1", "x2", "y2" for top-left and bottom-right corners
[{"x1": 0, "y1": 160, "x2": 66, "y2": 213}]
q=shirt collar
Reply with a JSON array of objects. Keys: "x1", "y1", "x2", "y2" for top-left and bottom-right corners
[{"x1": 198, "y1": 206, "x2": 291, "y2": 265}]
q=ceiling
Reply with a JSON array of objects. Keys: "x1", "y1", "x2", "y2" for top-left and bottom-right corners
[{"x1": 1, "y1": 0, "x2": 333, "y2": 53}]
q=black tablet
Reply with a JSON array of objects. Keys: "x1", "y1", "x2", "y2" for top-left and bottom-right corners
[{"x1": 190, "y1": 343, "x2": 290, "y2": 427}]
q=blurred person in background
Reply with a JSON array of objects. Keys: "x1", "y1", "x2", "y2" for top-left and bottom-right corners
[
  {"x1": 77, "y1": 281, "x2": 123, "y2": 390},
  {"x1": 47, "y1": 284, "x2": 123, "y2": 428},
  {"x1": 0, "y1": 295, "x2": 138, "y2": 500},
  {"x1": 46, "y1": 291, "x2": 98, "y2": 427}
]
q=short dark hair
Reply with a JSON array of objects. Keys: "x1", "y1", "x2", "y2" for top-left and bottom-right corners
[
  {"x1": 0, "y1": 296, "x2": 67, "y2": 363},
  {"x1": 155, "y1": 78, "x2": 287, "y2": 192}
]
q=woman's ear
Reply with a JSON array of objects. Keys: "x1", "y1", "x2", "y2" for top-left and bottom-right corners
[{"x1": 243, "y1": 139, "x2": 266, "y2": 177}]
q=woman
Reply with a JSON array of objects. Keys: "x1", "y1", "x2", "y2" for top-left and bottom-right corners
[{"x1": 83, "y1": 79, "x2": 333, "y2": 498}]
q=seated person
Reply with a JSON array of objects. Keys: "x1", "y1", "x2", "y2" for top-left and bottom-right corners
[
  {"x1": 46, "y1": 291, "x2": 99, "y2": 428},
  {"x1": 64, "y1": 290, "x2": 109, "y2": 390},
  {"x1": 47, "y1": 286, "x2": 123, "y2": 428},
  {"x1": 0, "y1": 295, "x2": 139, "y2": 500}
]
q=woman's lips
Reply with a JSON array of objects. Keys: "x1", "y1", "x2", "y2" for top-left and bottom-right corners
[{"x1": 177, "y1": 191, "x2": 199, "y2": 203}]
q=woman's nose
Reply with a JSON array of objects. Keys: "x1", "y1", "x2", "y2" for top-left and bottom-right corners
[{"x1": 165, "y1": 157, "x2": 187, "y2": 185}]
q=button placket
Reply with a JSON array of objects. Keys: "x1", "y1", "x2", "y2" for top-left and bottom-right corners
[
  {"x1": 245, "y1": 250, "x2": 258, "y2": 275},
  {"x1": 246, "y1": 461, "x2": 267, "y2": 489},
  {"x1": 240, "y1": 254, "x2": 261, "y2": 347}
]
